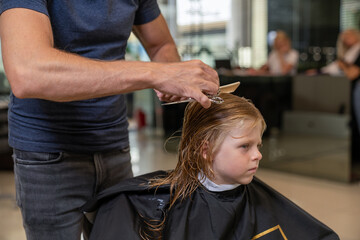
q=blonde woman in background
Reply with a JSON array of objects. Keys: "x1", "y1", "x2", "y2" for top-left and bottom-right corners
[{"x1": 320, "y1": 29, "x2": 360, "y2": 76}]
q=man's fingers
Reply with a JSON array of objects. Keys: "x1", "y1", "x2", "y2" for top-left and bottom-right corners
[
  {"x1": 154, "y1": 60, "x2": 220, "y2": 104},
  {"x1": 201, "y1": 81, "x2": 219, "y2": 96},
  {"x1": 155, "y1": 89, "x2": 186, "y2": 103},
  {"x1": 156, "y1": 88, "x2": 212, "y2": 108},
  {"x1": 192, "y1": 91, "x2": 211, "y2": 109}
]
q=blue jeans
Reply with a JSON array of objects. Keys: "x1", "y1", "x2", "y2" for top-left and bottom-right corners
[{"x1": 13, "y1": 148, "x2": 133, "y2": 240}]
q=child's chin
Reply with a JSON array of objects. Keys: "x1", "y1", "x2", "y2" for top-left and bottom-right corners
[{"x1": 240, "y1": 176, "x2": 254, "y2": 185}]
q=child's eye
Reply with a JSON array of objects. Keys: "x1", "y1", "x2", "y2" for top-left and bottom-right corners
[
  {"x1": 240, "y1": 144, "x2": 249, "y2": 149},
  {"x1": 257, "y1": 144, "x2": 263, "y2": 150}
]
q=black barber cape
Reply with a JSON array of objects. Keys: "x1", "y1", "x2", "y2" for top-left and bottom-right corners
[{"x1": 82, "y1": 171, "x2": 339, "y2": 240}]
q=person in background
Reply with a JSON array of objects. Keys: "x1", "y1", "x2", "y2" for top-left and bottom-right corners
[
  {"x1": 310, "y1": 29, "x2": 360, "y2": 132},
  {"x1": 337, "y1": 29, "x2": 360, "y2": 79},
  {"x1": 305, "y1": 29, "x2": 360, "y2": 168},
  {"x1": 305, "y1": 30, "x2": 360, "y2": 123},
  {"x1": 248, "y1": 30, "x2": 299, "y2": 76},
  {"x1": 0, "y1": 1, "x2": 219, "y2": 240},
  {"x1": 84, "y1": 93, "x2": 339, "y2": 240},
  {"x1": 315, "y1": 29, "x2": 360, "y2": 76}
]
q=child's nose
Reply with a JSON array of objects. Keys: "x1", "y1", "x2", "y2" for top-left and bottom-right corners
[{"x1": 253, "y1": 149, "x2": 262, "y2": 161}]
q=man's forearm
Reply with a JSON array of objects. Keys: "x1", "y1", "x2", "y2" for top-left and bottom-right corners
[{"x1": 3, "y1": 45, "x2": 164, "y2": 101}]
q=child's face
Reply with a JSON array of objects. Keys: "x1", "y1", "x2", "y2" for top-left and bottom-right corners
[{"x1": 211, "y1": 121, "x2": 263, "y2": 185}]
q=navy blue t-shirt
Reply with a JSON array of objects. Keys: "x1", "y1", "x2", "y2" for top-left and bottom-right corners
[{"x1": 0, "y1": 0, "x2": 161, "y2": 153}]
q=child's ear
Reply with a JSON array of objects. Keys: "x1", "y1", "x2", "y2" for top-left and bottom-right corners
[{"x1": 201, "y1": 141, "x2": 209, "y2": 159}]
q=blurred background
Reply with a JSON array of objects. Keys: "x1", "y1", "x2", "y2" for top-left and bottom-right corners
[{"x1": 1, "y1": 0, "x2": 360, "y2": 240}]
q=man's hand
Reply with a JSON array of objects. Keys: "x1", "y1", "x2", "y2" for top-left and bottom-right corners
[{"x1": 152, "y1": 60, "x2": 219, "y2": 108}]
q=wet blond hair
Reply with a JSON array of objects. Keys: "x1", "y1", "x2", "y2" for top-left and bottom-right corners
[{"x1": 140, "y1": 93, "x2": 266, "y2": 239}]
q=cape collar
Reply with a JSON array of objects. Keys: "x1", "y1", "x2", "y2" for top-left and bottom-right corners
[{"x1": 198, "y1": 172, "x2": 241, "y2": 192}]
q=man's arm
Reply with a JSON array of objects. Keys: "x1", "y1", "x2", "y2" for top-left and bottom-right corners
[
  {"x1": 0, "y1": 9, "x2": 218, "y2": 107},
  {"x1": 132, "y1": 14, "x2": 180, "y2": 63},
  {"x1": 132, "y1": 14, "x2": 219, "y2": 104}
]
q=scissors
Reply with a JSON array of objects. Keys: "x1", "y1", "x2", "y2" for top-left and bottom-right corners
[{"x1": 162, "y1": 81, "x2": 240, "y2": 106}]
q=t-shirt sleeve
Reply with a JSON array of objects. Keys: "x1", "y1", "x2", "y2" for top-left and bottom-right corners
[
  {"x1": 0, "y1": 0, "x2": 49, "y2": 16},
  {"x1": 134, "y1": 0, "x2": 161, "y2": 25}
]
